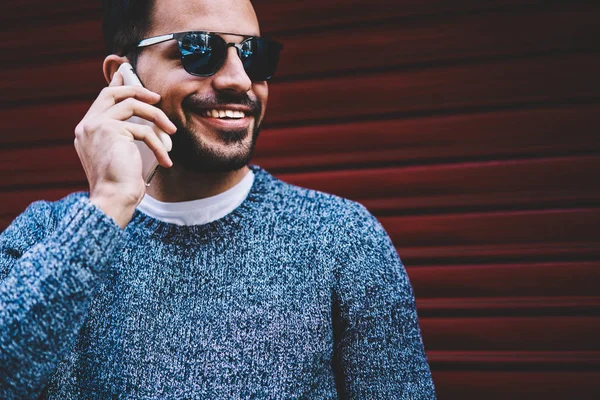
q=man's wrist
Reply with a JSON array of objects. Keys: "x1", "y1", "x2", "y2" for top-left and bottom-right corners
[{"x1": 89, "y1": 194, "x2": 138, "y2": 229}]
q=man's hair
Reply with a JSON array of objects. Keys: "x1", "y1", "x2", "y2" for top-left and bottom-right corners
[{"x1": 102, "y1": 0, "x2": 155, "y2": 60}]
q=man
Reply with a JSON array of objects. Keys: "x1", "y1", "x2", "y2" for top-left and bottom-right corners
[{"x1": 0, "y1": 0, "x2": 436, "y2": 398}]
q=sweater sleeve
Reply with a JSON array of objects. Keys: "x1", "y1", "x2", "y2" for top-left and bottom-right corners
[
  {"x1": 0, "y1": 196, "x2": 125, "y2": 399},
  {"x1": 331, "y1": 203, "x2": 436, "y2": 399}
]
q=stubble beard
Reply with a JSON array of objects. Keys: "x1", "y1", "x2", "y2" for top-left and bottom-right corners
[{"x1": 167, "y1": 115, "x2": 262, "y2": 173}]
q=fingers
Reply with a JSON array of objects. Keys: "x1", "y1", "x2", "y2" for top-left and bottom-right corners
[
  {"x1": 105, "y1": 98, "x2": 177, "y2": 134},
  {"x1": 106, "y1": 85, "x2": 161, "y2": 105},
  {"x1": 123, "y1": 122, "x2": 173, "y2": 168},
  {"x1": 106, "y1": 71, "x2": 159, "y2": 104},
  {"x1": 84, "y1": 71, "x2": 161, "y2": 118},
  {"x1": 86, "y1": 85, "x2": 162, "y2": 118}
]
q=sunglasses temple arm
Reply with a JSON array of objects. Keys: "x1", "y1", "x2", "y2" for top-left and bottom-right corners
[{"x1": 137, "y1": 34, "x2": 175, "y2": 49}]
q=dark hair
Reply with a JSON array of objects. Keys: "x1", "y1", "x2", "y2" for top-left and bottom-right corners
[{"x1": 102, "y1": 0, "x2": 155, "y2": 63}]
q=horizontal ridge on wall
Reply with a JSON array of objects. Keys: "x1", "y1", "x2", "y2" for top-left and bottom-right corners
[
  {"x1": 415, "y1": 296, "x2": 600, "y2": 317},
  {"x1": 400, "y1": 242, "x2": 600, "y2": 264},
  {"x1": 420, "y1": 316, "x2": 599, "y2": 351},
  {"x1": 280, "y1": 155, "x2": 600, "y2": 212},
  {"x1": 379, "y1": 209, "x2": 600, "y2": 246},
  {"x1": 427, "y1": 350, "x2": 600, "y2": 369},
  {"x1": 407, "y1": 261, "x2": 600, "y2": 297}
]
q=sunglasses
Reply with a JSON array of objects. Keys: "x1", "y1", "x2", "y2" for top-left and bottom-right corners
[{"x1": 135, "y1": 31, "x2": 283, "y2": 81}]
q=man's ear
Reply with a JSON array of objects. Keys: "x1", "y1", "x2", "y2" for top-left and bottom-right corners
[{"x1": 103, "y1": 55, "x2": 130, "y2": 84}]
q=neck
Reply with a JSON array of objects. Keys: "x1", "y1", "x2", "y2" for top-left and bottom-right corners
[{"x1": 144, "y1": 164, "x2": 250, "y2": 202}]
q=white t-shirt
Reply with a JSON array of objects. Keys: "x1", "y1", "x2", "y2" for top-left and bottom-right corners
[{"x1": 136, "y1": 170, "x2": 255, "y2": 226}]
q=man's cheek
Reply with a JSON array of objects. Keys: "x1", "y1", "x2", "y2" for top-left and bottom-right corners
[{"x1": 161, "y1": 102, "x2": 186, "y2": 128}]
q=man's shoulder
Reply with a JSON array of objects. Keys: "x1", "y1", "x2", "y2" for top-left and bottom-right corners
[
  {"x1": 267, "y1": 171, "x2": 379, "y2": 231},
  {"x1": 1, "y1": 191, "x2": 88, "y2": 257},
  {"x1": 18, "y1": 191, "x2": 89, "y2": 229},
  {"x1": 266, "y1": 173, "x2": 396, "y2": 261}
]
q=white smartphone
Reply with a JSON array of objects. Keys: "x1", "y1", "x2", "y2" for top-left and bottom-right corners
[{"x1": 117, "y1": 63, "x2": 173, "y2": 186}]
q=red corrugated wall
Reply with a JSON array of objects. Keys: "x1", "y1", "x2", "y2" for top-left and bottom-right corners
[{"x1": 2, "y1": 1, "x2": 599, "y2": 398}]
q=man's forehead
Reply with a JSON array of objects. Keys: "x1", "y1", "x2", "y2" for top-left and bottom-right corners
[{"x1": 149, "y1": 0, "x2": 260, "y2": 37}]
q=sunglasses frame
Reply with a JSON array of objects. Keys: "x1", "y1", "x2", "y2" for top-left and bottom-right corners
[{"x1": 135, "y1": 31, "x2": 283, "y2": 81}]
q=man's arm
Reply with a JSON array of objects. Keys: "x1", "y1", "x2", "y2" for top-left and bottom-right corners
[
  {"x1": 0, "y1": 64, "x2": 175, "y2": 399},
  {"x1": 332, "y1": 203, "x2": 436, "y2": 399},
  {"x1": 0, "y1": 196, "x2": 125, "y2": 398}
]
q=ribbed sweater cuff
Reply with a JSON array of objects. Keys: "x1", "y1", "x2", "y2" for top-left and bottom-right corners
[{"x1": 54, "y1": 197, "x2": 126, "y2": 275}]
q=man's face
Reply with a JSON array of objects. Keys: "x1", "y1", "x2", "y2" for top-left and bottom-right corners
[{"x1": 135, "y1": 0, "x2": 268, "y2": 172}]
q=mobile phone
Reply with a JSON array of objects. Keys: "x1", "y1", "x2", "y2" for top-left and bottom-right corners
[{"x1": 116, "y1": 63, "x2": 173, "y2": 186}]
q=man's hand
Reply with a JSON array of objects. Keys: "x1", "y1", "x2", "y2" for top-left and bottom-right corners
[{"x1": 74, "y1": 71, "x2": 177, "y2": 228}]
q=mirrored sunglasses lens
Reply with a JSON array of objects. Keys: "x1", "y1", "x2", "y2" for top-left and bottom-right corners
[
  {"x1": 242, "y1": 38, "x2": 282, "y2": 81},
  {"x1": 179, "y1": 33, "x2": 225, "y2": 75}
]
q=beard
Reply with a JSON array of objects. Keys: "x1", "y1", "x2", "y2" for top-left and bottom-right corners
[{"x1": 167, "y1": 92, "x2": 263, "y2": 173}]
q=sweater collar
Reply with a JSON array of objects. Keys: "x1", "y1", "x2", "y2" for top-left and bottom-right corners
[{"x1": 126, "y1": 164, "x2": 277, "y2": 244}]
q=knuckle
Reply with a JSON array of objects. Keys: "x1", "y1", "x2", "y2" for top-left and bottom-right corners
[
  {"x1": 80, "y1": 120, "x2": 95, "y2": 134},
  {"x1": 135, "y1": 126, "x2": 150, "y2": 139},
  {"x1": 113, "y1": 97, "x2": 128, "y2": 108},
  {"x1": 123, "y1": 87, "x2": 137, "y2": 97},
  {"x1": 122, "y1": 97, "x2": 136, "y2": 107},
  {"x1": 143, "y1": 125, "x2": 155, "y2": 137},
  {"x1": 152, "y1": 109, "x2": 164, "y2": 122},
  {"x1": 74, "y1": 123, "x2": 83, "y2": 137},
  {"x1": 79, "y1": 118, "x2": 107, "y2": 136},
  {"x1": 99, "y1": 87, "x2": 113, "y2": 98}
]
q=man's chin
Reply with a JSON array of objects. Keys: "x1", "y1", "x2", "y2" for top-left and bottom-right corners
[{"x1": 167, "y1": 125, "x2": 258, "y2": 173}]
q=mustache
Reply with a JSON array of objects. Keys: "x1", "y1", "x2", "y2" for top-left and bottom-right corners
[{"x1": 182, "y1": 92, "x2": 261, "y2": 118}]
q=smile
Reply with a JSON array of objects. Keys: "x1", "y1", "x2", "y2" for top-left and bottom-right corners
[
  {"x1": 189, "y1": 108, "x2": 253, "y2": 130},
  {"x1": 202, "y1": 109, "x2": 247, "y2": 119}
]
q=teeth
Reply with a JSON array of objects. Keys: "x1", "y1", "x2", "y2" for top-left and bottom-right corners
[{"x1": 204, "y1": 109, "x2": 246, "y2": 119}]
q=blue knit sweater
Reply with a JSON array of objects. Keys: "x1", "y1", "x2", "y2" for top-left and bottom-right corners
[{"x1": 0, "y1": 164, "x2": 435, "y2": 399}]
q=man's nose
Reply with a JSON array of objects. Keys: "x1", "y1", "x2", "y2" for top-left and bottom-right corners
[{"x1": 210, "y1": 46, "x2": 252, "y2": 94}]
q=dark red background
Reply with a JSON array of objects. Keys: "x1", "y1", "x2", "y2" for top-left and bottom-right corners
[{"x1": 2, "y1": 1, "x2": 600, "y2": 398}]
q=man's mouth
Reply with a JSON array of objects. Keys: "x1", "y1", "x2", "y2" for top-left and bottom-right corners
[
  {"x1": 186, "y1": 106, "x2": 254, "y2": 132},
  {"x1": 201, "y1": 108, "x2": 247, "y2": 119}
]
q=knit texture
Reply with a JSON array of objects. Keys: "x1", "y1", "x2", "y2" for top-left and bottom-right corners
[{"x1": 0, "y1": 164, "x2": 436, "y2": 399}]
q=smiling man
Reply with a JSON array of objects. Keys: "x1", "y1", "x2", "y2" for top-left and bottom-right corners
[
  {"x1": 128, "y1": 0, "x2": 269, "y2": 181},
  {"x1": 0, "y1": 0, "x2": 435, "y2": 398}
]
